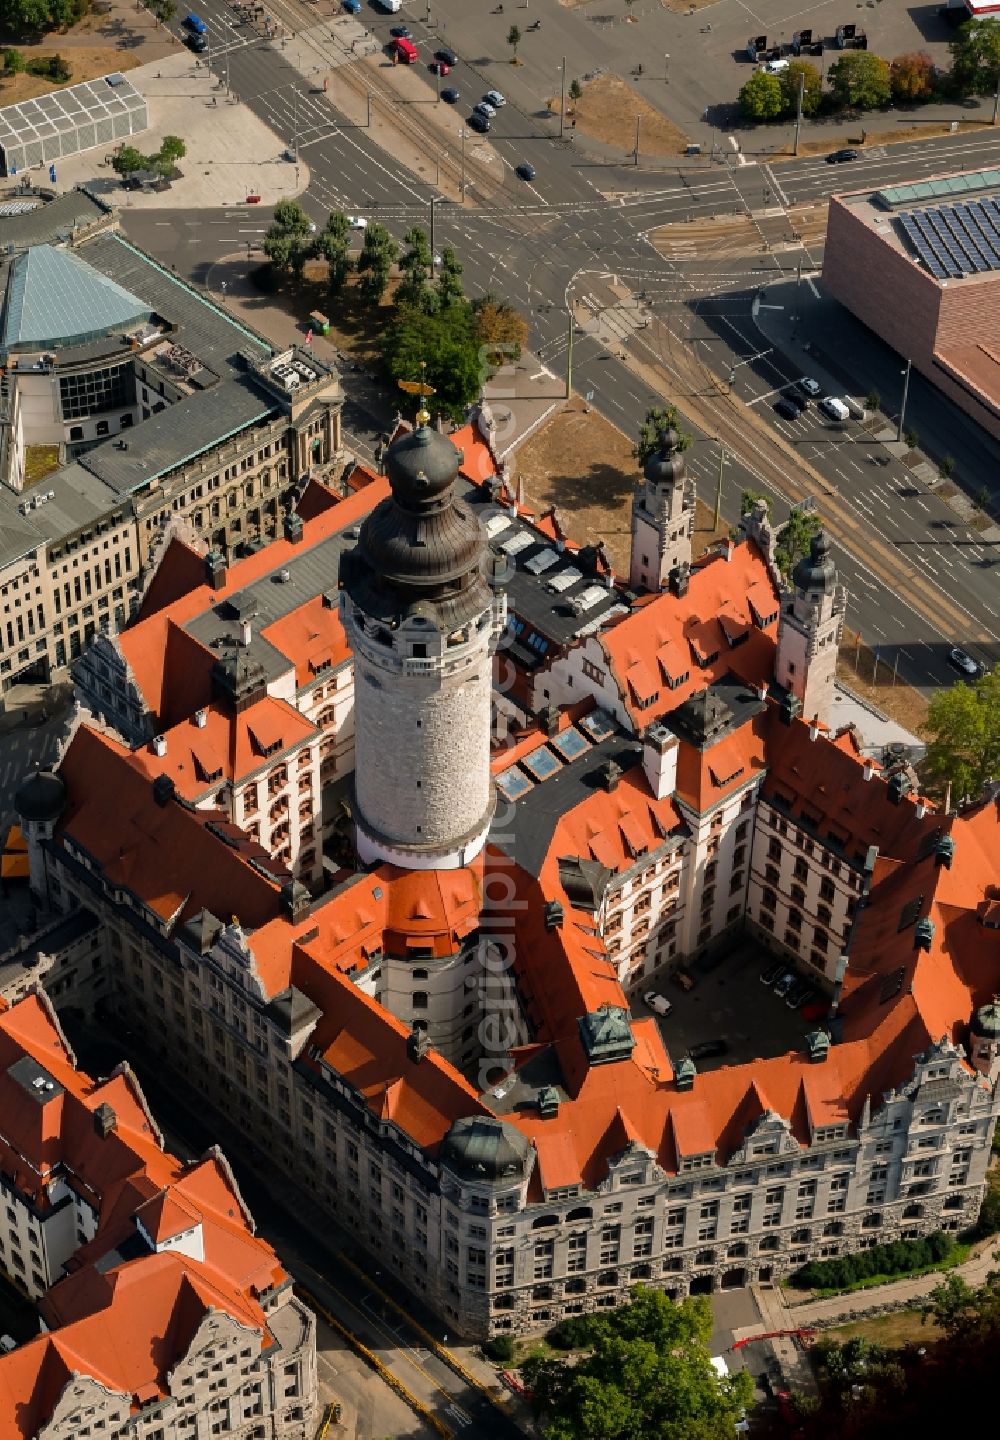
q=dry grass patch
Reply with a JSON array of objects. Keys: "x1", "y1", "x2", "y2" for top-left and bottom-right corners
[
  {"x1": 826, "y1": 1308, "x2": 940, "y2": 1349},
  {"x1": 837, "y1": 629, "x2": 930, "y2": 738},
  {"x1": 0, "y1": 46, "x2": 140, "y2": 104},
  {"x1": 23, "y1": 446, "x2": 60, "y2": 489},
  {"x1": 570, "y1": 73, "x2": 689, "y2": 158}
]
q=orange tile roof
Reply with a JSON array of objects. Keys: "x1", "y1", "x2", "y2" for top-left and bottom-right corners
[
  {"x1": 58, "y1": 726, "x2": 285, "y2": 928},
  {"x1": 261, "y1": 594, "x2": 352, "y2": 689},
  {"x1": 674, "y1": 713, "x2": 767, "y2": 813},
  {"x1": 136, "y1": 537, "x2": 212, "y2": 621},
  {"x1": 598, "y1": 542, "x2": 780, "y2": 730}
]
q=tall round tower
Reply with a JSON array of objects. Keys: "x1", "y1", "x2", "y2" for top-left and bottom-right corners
[{"x1": 339, "y1": 417, "x2": 506, "y2": 870}]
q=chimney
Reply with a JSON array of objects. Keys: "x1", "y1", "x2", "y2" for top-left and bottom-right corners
[
  {"x1": 862, "y1": 760, "x2": 875, "y2": 782},
  {"x1": 407, "y1": 1023, "x2": 430, "y2": 1063},
  {"x1": 934, "y1": 834, "x2": 955, "y2": 869},
  {"x1": 240, "y1": 620, "x2": 252, "y2": 647},
  {"x1": 538, "y1": 704, "x2": 560, "y2": 737},
  {"x1": 642, "y1": 722, "x2": 679, "y2": 801},
  {"x1": 808, "y1": 718, "x2": 820, "y2": 741},
  {"x1": 944, "y1": 780, "x2": 953, "y2": 814},
  {"x1": 862, "y1": 845, "x2": 878, "y2": 897},
  {"x1": 667, "y1": 563, "x2": 689, "y2": 598},
  {"x1": 724, "y1": 537, "x2": 734, "y2": 562},
  {"x1": 599, "y1": 758, "x2": 623, "y2": 793},
  {"x1": 915, "y1": 798, "x2": 927, "y2": 819},
  {"x1": 914, "y1": 917, "x2": 935, "y2": 952},
  {"x1": 544, "y1": 900, "x2": 564, "y2": 931},
  {"x1": 151, "y1": 734, "x2": 167, "y2": 757},
  {"x1": 152, "y1": 774, "x2": 175, "y2": 808},
  {"x1": 283, "y1": 512, "x2": 304, "y2": 544},
  {"x1": 93, "y1": 1102, "x2": 117, "y2": 1139},
  {"x1": 194, "y1": 708, "x2": 207, "y2": 729},
  {"x1": 205, "y1": 551, "x2": 227, "y2": 592},
  {"x1": 829, "y1": 953, "x2": 849, "y2": 1019}
]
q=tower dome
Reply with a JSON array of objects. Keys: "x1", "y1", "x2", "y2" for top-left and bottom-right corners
[
  {"x1": 442, "y1": 1117, "x2": 532, "y2": 1182},
  {"x1": 793, "y1": 530, "x2": 837, "y2": 594},
  {"x1": 15, "y1": 769, "x2": 66, "y2": 824},
  {"x1": 643, "y1": 427, "x2": 686, "y2": 487},
  {"x1": 384, "y1": 422, "x2": 464, "y2": 508}
]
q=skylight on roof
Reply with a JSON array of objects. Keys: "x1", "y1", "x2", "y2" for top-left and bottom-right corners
[
  {"x1": 524, "y1": 547, "x2": 560, "y2": 575},
  {"x1": 501, "y1": 530, "x2": 534, "y2": 556},
  {"x1": 579, "y1": 709, "x2": 617, "y2": 741},
  {"x1": 486, "y1": 513, "x2": 513, "y2": 539},
  {"x1": 496, "y1": 768, "x2": 534, "y2": 801},
  {"x1": 546, "y1": 568, "x2": 582, "y2": 593},
  {"x1": 522, "y1": 746, "x2": 563, "y2": 781},
  {"x1": 573, "y1": 584, "x2": 609, "y2": 613},
  {"x1": 551, "y1": 727, "x2": 590, "y2": 761}
]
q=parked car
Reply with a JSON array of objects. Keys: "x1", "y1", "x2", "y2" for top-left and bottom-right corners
[
  {"x1": 435, "y1": 47, "x2": 459, "y2": 66},
  {"x1": 390, "y1": 24, "x2": 411, "y2": 37},
  {"x1": 468, "y1": 113, "x2": 490, "y2": 133},
  {"x1": 441, "y1": 87, "x2": 460, "y2": 104},
  {"x1": 347, "y1": 215, "x2": 367, "y2": 230},
  {"x1": 643, "y1": 990, "x2": 673, "y2": 1017},
  {"x1": 786, "y1": 978, "x2": 813, "y2": 1009},
  {"x1": 826, "y1": 148, "x2": 860, "y2": 164},
  {"x1": 689, "y1": 1039, "x2": 728, "y2": 1060},
  {"x1": 793, "y1": 984, "x2": 819, "y2": 1011},
  {"x1": 515, "y1": 162, "x2": 536, "y2": 181},
  {"x1": 819, "y1": 395, "x2": 850, "y2": 422},
  {"x1": 774, "y1": 396, "x2": 801, "y2": 421},
  {"x1": 342, "y1": 0, "x2": 361, "y2": 12},
  {"x1": 671, "y1": 968, "x2": 697, "y2": 992},
  {"x1": 784, "y1": 389, "x2": 807, "y2": 412},
  {"x1": 485, "y1": 89, "x2": 507, "y2": 107},
  {"x1": 798, "y1": 376, "x2": 822, "y2": 397},
  {"x1": 760, "y1": 960, "x2": 785, "y2": 986},
  {"x1": 773, "y1": 971, "x2": 797, "y2": 999},
  {"x1": 948, "y1": 646, "x2": 981, "y2": 677}
]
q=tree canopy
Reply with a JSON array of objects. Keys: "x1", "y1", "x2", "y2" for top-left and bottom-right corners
[
  {"x1": 262, "y1": 199, "x2": 314, "y2": 282},
  {"x1": 520, "y1": 1289, "x2": 754, "y2": 1440},
  {"x1": 355, "y1": 220, "x2": 398, "y2": 306},
  {"x1": 827, "y1": 51, "x2": 892, "y2": 110},
  {"x1": 948, "y1": 16, "x2": 1000, "y2": 95},
  {"x1": 634, "y1": 405, "x2": 692, "y2": 466},
  {"x1": 473, "y1": 293, "x2": 529, "y2": 362},
  {"x1": 436, "y1": 245, "x2": 465, "y2": 310},
  {"x1": 313, "y1": 210, "x2": 353, "y2": 300},
  {"x1": 4, "y1": 0, "x2": 81, "y2": 37},
  {"x1": 396, "y1": 225, "x2": 434, "y2": 311},
  {"x1": 779, "y1": 59, "x2": 822, "y2": 116},
  {"x1": 738, "y1": 68, "x2": 785, "y2": 121},
  {"x1": 924, "y1": 663, "x2": 1000, "y2": 802},
  {"x1": 889, "y1": 50, "x2": 936, "y2": 103},
  {"x1": 380, "y1": 301, "x2": 482, "y2": 423}
]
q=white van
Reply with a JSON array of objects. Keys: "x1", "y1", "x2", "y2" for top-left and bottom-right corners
[
  {"x1": 819, "y1": 396, "x2": 850, "y2": 422},
  {"x1": 375, "y1": 0, "x2": 402, "y2": 10},
  {"x1": 762, "y1": 58, "x2": 790, "y2": 74}
]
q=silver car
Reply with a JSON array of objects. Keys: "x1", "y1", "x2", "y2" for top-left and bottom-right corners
[{"x1": 473, "y1": 100, "x2": 497, "y2": 119}]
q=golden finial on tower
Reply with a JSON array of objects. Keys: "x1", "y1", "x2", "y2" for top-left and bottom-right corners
[{"x1": 397, "y1": 360, "x2": 436, "y2": 427}]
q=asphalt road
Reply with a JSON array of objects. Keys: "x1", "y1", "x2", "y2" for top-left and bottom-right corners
[{"x1": 132, "y1": 1, "x2": 1000, "y2": 697}]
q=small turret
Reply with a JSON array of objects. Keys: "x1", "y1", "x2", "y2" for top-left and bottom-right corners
[{"x1": 629, "y1": 427, "x2": 695, "y2": 593}]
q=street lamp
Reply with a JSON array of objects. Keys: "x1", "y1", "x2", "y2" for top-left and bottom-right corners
[
  {"x1": 664, "y1": 53, "x2": 669, "y2": 83},
  {"x1": 459, "y1": 127, "x2": 467, "y2": 199},
  {"x1": 897, "y1": 358, "x2": 912, "y2": 444}
]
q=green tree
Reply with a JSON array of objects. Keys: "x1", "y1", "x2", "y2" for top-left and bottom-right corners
[
  {"x1": 355, "y1": 220, "x2": 399, "y2": 306},
  {"x1": 775, "y1": 503, "x2": 821, "y2": 580},
  {"x1": 150, "y1": 0, "x2": 176, "y2": 23},
  {"x1": 507, "y1": 24, "x2": 521, "y2": 62},
  {"x1": 436, "y1": 246, "x2": 465, "y2": 309},
  {"x1": 741, "y1": 487, "x2": 767, "y2": 516},
  {"x1": 396, "y1": 225, "x2": 434, "y2": 310},
  {"x1": 521, "y1": 1289, "x2": 754, "y2": 1440},
  {"x1": 569, "y1": 77, "x2": 583, "y2": 102},
  {"x1": 827, "y1": 51, "x2": 892, "y2": 110},
  {"x1": 634, "y1": 405, "x2": 692, "y2": 466},
  {"x1": 2, "y1": 47, "x2": 26, "y2": 73},
  {"x1": 380, "y1": 303, "x2": 483, "y2": 422},
  {"x1": 473, "y1": 292, "x2": 528, "y2": 362},
  {"x1": 5, "y1": 0, "x2": 55, "y2": 36},
  {"x1": 111, "y1": 144, "x2": 148, "y2": 177},
  {"x1": 948, "y1": 16, "x2": 1000, "y2": 96},
  {"x1": 779, "y1": 59, "x2": 822, "y2": 116},
  {"x1": 739, "y1": 68, "x2": 785, "y2": 121},
  {"x1": 314, "y1": 210, "x2": 353, "y2": 300},
  {"x1": 262, "y1": 198, "x2": 314, "y2": 282},
  {"x1": 154, "y1": 134, "x2": 186, "y2": 176},
  {"x1": 925, "y1": 664, "x2": 1000, "y2": 801},
  {"x1": 890, "y1": 50, "x2": 936, "y2": 103}
]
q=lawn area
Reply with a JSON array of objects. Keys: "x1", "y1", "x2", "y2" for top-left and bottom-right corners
[
  {"x1": 568, "y1": 73, "x2": 690, "y2": 157},
  {"x1": 22, "y1": 445, "x2": 60, "y2": 488},
  {"x1": 826, "y1": 1307, "x2": 941, "y2": 1349}
]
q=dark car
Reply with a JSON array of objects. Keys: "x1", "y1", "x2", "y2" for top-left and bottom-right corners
[
  {"x1": 186, "y1": 31, "x2": 208, "y2": 50},
  {"x1": 515, "y1": 162, "x2": 536, "y2": 181},
  {"x1": 760, "y1": 960, "x2": 785, "y2": 986},
  {"x1": 441, "y1": 87, "x2": 460, "y2": 104},
  {"x1": 786, "y1": 979, "x2": 813, "y2": 1009},
  {"x1": 390, "y1": 24, "x2": 411, "y2": 37},
  {"x1": 783, "y1": 389, "x2": 807, "y2": 412},
  {"x1": 689, "y1": 1039, "x2": 728, "y2": 1061},
  {"x1": 468, "y1": 112, "x2": 490, "y2": 133},
  {"x1": 435, "y1": 47, "x2": 459, "y2": 66},
  {"x1": 826, "y1": 148, "x2": 860, "y2": 164},
  {"x1": 774, "y1": 396, "x2": 801, "y2": 421}
]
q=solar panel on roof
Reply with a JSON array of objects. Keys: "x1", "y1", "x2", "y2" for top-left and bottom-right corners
[
  {"x1": 579, "y1": 709, "x2": 617, "y2": 741},
  {"x1": 496, "y1": 768, "x2": 533, "y2": 801},
  {"x1": 551, "y1": 727, "x2": 590, "y2": 761},
  {"x1": 522, "y1": 746, "x2": 563, "y2": 781}
]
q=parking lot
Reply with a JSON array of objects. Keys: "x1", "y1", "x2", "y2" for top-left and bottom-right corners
[{"x1": 638, "y1": 937, "x2": 818, "y2": 1072}]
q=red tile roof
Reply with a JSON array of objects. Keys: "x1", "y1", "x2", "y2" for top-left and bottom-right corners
[{"x1": 261, "y1": 595, "x2": 352, "y2": 690}]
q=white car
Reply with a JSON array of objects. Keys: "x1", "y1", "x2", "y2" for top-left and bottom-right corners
[
  {"x1": 762, "y1": 57, "x2": 789, "y2": 73},
  {"x1": 348, "y1": 215, "x2": 367, "y2": 231},
  {"x1": 948, "y1": 647, "x2": 981, "y2": 677},
  {"x1": 484, "y1": 89, "x2": 506, "y2": 108},
  {"x1": 473, "y1": 100, "x2": 497, "y2": 118},
  {"x1": 798, "y1": 376, "x2": 822, "y2": 397},
  {"x1": 643, "y1": 990, "x2": 673, "y2": 1017}
]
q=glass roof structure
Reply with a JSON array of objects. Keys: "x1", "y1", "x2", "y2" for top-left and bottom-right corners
[
  {"x1": 0, "y1": 72, "x2": 147, "y2": 175},
  {"x1": 2, "y1": 244, "x2": 152, "y2": 351},
  {"x1": 874, "y1": 169, "x2": 1000, "y2": 211}
]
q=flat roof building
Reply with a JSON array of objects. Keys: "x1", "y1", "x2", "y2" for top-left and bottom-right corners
[
  {"x1": 0, "y1": 73, "x2": 147, "y2": 177},
  {"x1": 822, "y1": 168, "x2": 1000, "y2": 441}
]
